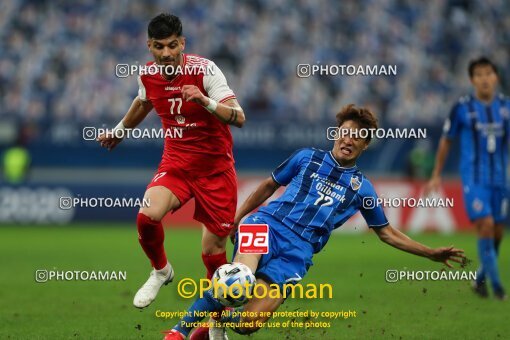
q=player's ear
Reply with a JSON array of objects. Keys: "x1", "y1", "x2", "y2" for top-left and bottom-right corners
[
  {"x1": 180, "y1": 36, "x2": 186, "y2": 51},
  {"x1": 147, "y1": 39, "x2": 151, "y2": 50}
]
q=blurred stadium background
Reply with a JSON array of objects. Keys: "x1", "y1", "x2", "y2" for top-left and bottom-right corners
[
  {"x1": 3, "y1": 0, "x2": 510, "y2": 227},
  {"x1": 1, "y1": 0, "x2": 509, "y2": 339}
]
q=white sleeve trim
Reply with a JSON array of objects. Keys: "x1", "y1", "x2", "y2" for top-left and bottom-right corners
[
  {"x1": 271, "y1": 172, "x2": 284, "y2": 185},
  {"x1": 203, "y1": 62, "x2": 236, "y2": 103},
  {"x1": 368, "y1": 222, "x2": 389, "y2": 228},
  {"x1": 137, "y1": 75, "x2": 147, "y2": 102}
]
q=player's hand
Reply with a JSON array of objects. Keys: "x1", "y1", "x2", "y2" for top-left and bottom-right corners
[
  {"x1": 428, "y1": 246, "x2": 465, "y2": 268},
  {"x1": 181, "y1": 85, "x2": 208, "y2": 106},
  {"x1": 96, "y1": 131, "x2": 123, "y2": 151},
  {"x1": 424, "y1": 175, "x2": 441, "y2": 196}
]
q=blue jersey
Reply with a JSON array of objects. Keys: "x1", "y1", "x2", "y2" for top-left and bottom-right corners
[
  {"x1": 443, "y1": 94, "x2": 510, "y2": 186},
  {"x1": 257, "y1": 148, "x2": 388, "y2": 253}
]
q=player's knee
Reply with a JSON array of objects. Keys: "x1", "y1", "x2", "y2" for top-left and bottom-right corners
[
  {"x1": 201, "y1": 229, "x2": 227, "y2": 255},
  {"x1": 495, "y1": 224, "x2": 505, "y2": 240},
  {"x1": 136, "y1": 212, "x2": 161, "y2": 230},
  {"x1": 238, "y1": 316, "x2": 262, "y2": 334},
  {"x1": 478, "y1": 229, "x2": 492, "y2": 238},
  {"x1": 138, "y1": 207, "x2": 164, "y2": 222},
  {"x1": 477, "y1": 218, "x2": 495, "y2": 238},
  {"x1": 202, "y1": 243, "x2": 226, "y2": 255}
]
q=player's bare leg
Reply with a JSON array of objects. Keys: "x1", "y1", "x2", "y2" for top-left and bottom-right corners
[
  {"x1": 134, "y1": 186, "x2": 181, "y2": 308},
  {"x1": 234, "y1": 252, "x2": 262, "y2": 273},
  {"x1": 232, "y1": 279, "x2": 284, "y2": 335}
]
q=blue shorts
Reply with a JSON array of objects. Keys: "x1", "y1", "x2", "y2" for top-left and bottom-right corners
[
  {"x1": 234, "y1": 213, "x2": 314, "y2": 288},
  {"x1": 463, "y1": 184, "x2": 508, "y2": 223}
]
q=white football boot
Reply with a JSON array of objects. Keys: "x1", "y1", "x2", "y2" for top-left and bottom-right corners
[
  {"x1": 209, "y1": 324, "x2": 229, "y2": 340},
  {"x1": 133, "y1": 262, "x2": 174, "y2": 308}
]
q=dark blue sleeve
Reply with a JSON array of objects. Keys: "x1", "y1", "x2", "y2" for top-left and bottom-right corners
[
  {"x1": 271, "y1": 148, "x2": 308, "y2": 186},
  {"x1": 358, "y1": 179, "x2": 389, "y2": 229},
  {"x1": 443, "y1": 102, "x2": 462, "y2": 139}
]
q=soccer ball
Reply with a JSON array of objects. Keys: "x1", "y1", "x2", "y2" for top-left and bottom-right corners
[{"x1": 212, "y1": 262, "x2": 256, "y2": 307}]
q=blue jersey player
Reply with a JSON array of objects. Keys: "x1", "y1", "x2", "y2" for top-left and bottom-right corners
[
  {"x1": 164, "y1": 105, "x2": 465, "y2": 340},
  {"x1": 427, "y1": 57, "x2": 508, "y2": 301}
]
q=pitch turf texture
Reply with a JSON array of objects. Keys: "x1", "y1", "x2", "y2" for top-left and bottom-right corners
[{"x1": 1, "y1": 225, "x2": 508, "y2": 339}]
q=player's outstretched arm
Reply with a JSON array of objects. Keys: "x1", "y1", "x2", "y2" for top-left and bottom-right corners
[
  {"x1": 120, "y1": 96, "x2": 153, "y2": 128},
  {"x1": 374, "y1": 225, "x2": 465, "y2": 268},
  {"x1": 229, "y1": 177, "x2": 280, "y2": 242},
  {"x1": 97, "y1": 96, "x2": 153, "y2": 151},
  {"x1": 181, "y1": 85, "x2": 245, "y2": 128},
  {"x1": 424, "y1": 137, "x2": 452, "y2": 195}
]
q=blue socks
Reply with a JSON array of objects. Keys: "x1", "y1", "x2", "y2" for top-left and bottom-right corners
[
  {"x1": 477, "y1": 238, "x2": 502, "y2": 291},
  {"x1": 173, "y1": 290, "x2": 224, "y2": 337},
  {"x1": 476, "y1": 238, "x2": 502, "y2": 284}
]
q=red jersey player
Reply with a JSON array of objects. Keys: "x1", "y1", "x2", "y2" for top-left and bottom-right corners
[{"x1": 97, "y1": 13, "x2": 245, "y2": 309}]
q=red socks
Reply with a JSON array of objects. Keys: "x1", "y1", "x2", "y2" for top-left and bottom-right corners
[
  {"x1": 202, "y1": 252, "x2": 227, "y2": 279},
  {"x1": 137, "y1": 213, "x2": 167, "y2": 270},
  {"x1": 137, "y1": 211, "x2": 226, "y2": 277}
]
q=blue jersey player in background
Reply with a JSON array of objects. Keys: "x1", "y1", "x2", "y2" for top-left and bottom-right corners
[
  {"x1": 426, "y1": 57, "x2": 508, "y2": 300},
  {"x1": 164, "y1": 105, "x2": 465, "y2": 340}
]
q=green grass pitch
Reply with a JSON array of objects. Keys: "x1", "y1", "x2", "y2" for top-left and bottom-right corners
[{"x1": 0, "y1": 225, "x2": 508, "y2": 339}]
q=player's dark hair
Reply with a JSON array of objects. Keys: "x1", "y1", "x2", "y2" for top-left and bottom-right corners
[
  {"x1": 148, "y1": 13, "x2": 182, "y2": 39},
  {"x1": 336, "y1": 104, "x2": 378, "y2": 143},
  {"x1": 468, "y1": 57, "x2": 498, "y2": 78}
]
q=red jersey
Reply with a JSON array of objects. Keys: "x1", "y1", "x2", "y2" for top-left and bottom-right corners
[{"x1": 138, "y1": 54, "x2": 237, "y2": 177}]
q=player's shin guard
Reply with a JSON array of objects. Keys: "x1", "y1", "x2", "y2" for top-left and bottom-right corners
[
  {"x1": 173, "y1": 290, "x2": 224, "y2": 337},
  {"x1": 478, "y1": 238, "x2": 502, "y2": 290},
  {"x1": 137, "y1": 213, "x2": 167, "y2": 270},
  {"x1": 202, "y1": 252, "x2": 227, "y2": 279}
]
